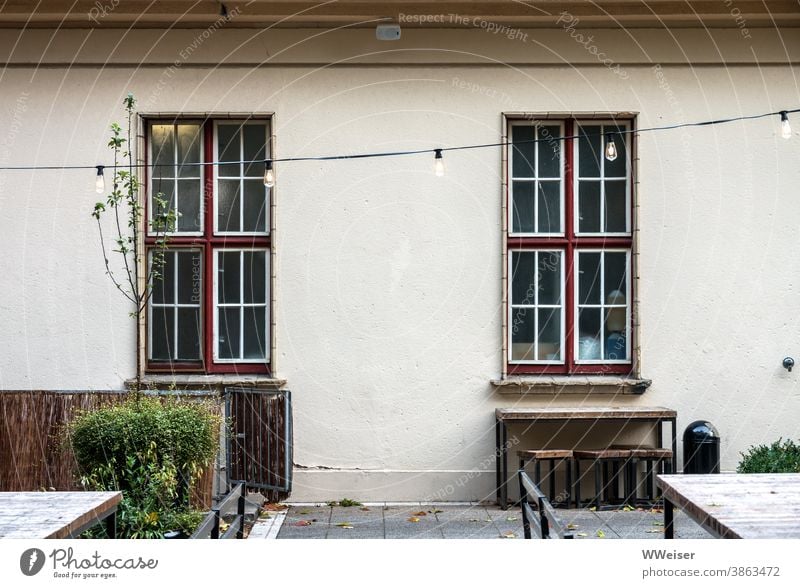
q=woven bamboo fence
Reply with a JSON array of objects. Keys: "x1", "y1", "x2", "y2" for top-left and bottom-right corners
[{"x1": 0, "y1": 391, "x2": 217, "y2": 509}]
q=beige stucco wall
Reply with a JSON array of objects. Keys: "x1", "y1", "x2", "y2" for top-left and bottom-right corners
[{"x1": 1, "y1": 26, "x2": 799, "y2": 500}]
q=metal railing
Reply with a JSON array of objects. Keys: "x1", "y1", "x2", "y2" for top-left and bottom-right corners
[
  {"x1": 518, "y1": 469, "x2": 574, "y2": 540},
  {"x1": 191, "y1": 483, "x2": 246, "y2": 539}
]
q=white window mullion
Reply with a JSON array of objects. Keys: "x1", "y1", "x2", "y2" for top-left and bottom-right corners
[{"x1": 239, "y1": 251, "x2": 245, "y2": 360}]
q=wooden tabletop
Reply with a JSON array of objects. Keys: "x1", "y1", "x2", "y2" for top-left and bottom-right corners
[
  {"x1": 657, "y1": 474, "x2": 800, "y2": 539},
  {"x1": 496, "y1": 406, "x2": 676, "y2": 420},
  {"x1": 0, "y1": 491, "x2": 122, "y2": 539}
]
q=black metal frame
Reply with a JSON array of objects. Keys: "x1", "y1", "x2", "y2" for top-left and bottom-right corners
[
  {"x1": 191, "y1": 482, "x2": 247, "y2": 539},
  {"x1": 518, "y1": 455, "x2": 572, "y2": 508},
  {"x1": 518, "y1": 469, "x2": 573, "y2": 539},
  {"x1": 497, "y1": 414, "x2": 677, "y2": 509}
]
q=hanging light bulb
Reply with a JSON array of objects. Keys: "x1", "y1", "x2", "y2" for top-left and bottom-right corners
[
  {"x1": 780, "y1": 111, "x2": 792, "y2": 139},
  {"x1": 95, "y1": 165, "x2": 105, "y2": 194},
  {"x1": 434, "y1": 149, "x2": 445, "y2": 177},
  {"x1": 263, "y1": 160, "x2": 275, "y2": 187},
  {"x1": 604, "y1": 133, "x2": 618, "y2": 162}
]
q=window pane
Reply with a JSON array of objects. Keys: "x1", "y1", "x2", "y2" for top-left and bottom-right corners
[
  {"x1": 243, "y1": 306, "x2": 267, "y2": 359},
  {"x1": 177, "y1": 251, "x2": 202, "y2": 305},
  {"x1": 604, "y1": 180, "x2": 627, "y2": 232},
  {"x1": 604, "y1": 252, "x2": 627, "y2": 300},
  {"x1": 217, "y1": 124, "x2": 239, "y2": 177},
  {"x1": 177, "y1": 124, "x2": 201, "y2": 178},
  {"x1": 605, "y1": 126, "x2": 627, "y2": 177},
  {"x1": 537, "y1": 181, "x2": 560, "y2": 233},
  {"x1": 151, "y1": 307, "x2": 174, "y2": 360},
  {"x1": 242, "y1": 180, "x2": 267, "y2": 232},
  {"x1": 177, "y1": 307, "x2": 201, "y2": 359},
  {"x1": 578, "y1": 125, "x2": 601, "y2": 178},
  {"x1": 538, "y1": 308, "x2": 561, "y2": 360},
  {"x1": 218, "y1": 307, "x2": 240, "y2": 359},
  {"x1": 151, "y1": 124, "x2": 174, "y2": 178},
  {"x1": 511, "y1": 251, "x2": 537, "y2": 305},
  {"x1": 537, "y1": 126, "x2": 561, "y2": 178},
  {"x1": 177, "y1": 179, "x2": 201, "y2": 232},
  {"x1": 578, "y1": 252, "x2": 601, "y2": 305},
  {"x1": 538, "y1": 252, "x2": 561, "y2": 305},
  {"x1": 152, "y1": 251, "x2": 174, "y2": 304},
  {"x1": 218, "y1": 180, "x2": 241, "y2": 232},
  {"x1": 511, "y1": 126, "x2": 536, "y2": 177},
  {"x1": 243, "y1": 124, "x2": 267, "y2": 177},
  {"x1": 511, "y1": 181, "x2": 536, "y2": 233},
  {"x1": 578, "y1": 181, "x2": 601, "y2": 233},
  {"x1": 218, "y1": 251, "x2": 241, "y2": 304},
  {"x1": 578, "y1": 308, "x2": 601, "y2": 359},
  {"x1": 243, "y1": 251, "x2": 267, "y2": 304},
  {"x1": 604, "y1": 313, "x2": 627, "y2": 360},
  {"x1": 152, "y1": 179, "x2": 175, "y2": 223},
  {"x1": 510, "y1": 309, "x2": 535, "y2": 361}
]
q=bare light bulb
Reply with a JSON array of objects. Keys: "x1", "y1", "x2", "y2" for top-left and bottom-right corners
[
  {"x1": 434, "y1": 149, "x2": 445, "y2": 177},
  {"x1": 780, "y1": 111, "x2": 792, "y2": 139},
  {"x1": 604, "y1": 134, "x2": 618, "y2": 162},
  {"x1": 95, "y1": 165, "x2": 105, "y2": 194},
  {"x1": 263, "y1": 160, "x2": 275, "y2": 187}
]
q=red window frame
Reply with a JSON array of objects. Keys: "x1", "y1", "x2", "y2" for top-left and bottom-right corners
[
  {"x1": 506, "y1": 118, "x2": 634, "y2": 376},
  {"x1": 144, "y1": 118, "x2": 271, "y2": 375}
]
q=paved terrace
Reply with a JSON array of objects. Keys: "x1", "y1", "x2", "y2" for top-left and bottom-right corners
[{"x1": 250, "y1": 503, "x2": 712, "y2": 540}]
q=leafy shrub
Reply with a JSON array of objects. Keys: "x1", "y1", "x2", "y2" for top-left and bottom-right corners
[
  {"x1": 67, "y1": 397, "x2": 221, "y2": 538},
  {"x1": 737, "y1": 438, "x2": 800, "y2": 473}
]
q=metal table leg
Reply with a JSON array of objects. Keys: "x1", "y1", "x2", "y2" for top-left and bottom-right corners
[
  {"x1": 500, "y1": 420, "x2": 509, "y2": 509},
  {"x1": 664, "y1": 498, "x2": 674, "y2": 539}
]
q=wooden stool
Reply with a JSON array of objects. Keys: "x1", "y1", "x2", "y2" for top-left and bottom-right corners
[
  {"x1": 517, "y1": 449, "x2": 573, "y2": 508},
  {"x1": 573, "y1": 449, "x2": 633, "y2": 509},
  {"x1": 627, "y1": 448, "x2": 674, "y2": 505}
]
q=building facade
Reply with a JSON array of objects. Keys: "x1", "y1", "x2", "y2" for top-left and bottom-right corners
[{"x1": 1, "y1": 2, "x2": 799, "y2": 500}]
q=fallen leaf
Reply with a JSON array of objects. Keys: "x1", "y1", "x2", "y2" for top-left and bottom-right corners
[
  {"x1": 408, "y1": 517, "x2": 421, "y2": 523},
  {"x1": 646, "y1": 529, "x2": 663, "y2": 534},
  {"x1": 501, "y1": 531, "x2": 516, "y2": 538},
  {"x1": 428, "y1": 508, "x2": 444, "y2": 514},
  {"x1": 294, "y1": 520, "x2": 312, "y2": 527},
  {"x1": 596, "y1": 530, "x2": 606, "y2": 538},
  {"x1": 589, "y1": 506, "x2": 597, "y2": 511},
  {"x1": 258, "y1": 513, "x2": 272, "y2": 520},
  {"x1": 707, "y1": 502, "x2": 723, "y2": 507},
  {"x1": 577, "y1": 532, "x2": 588, "y2": 537},
  {"x1": 506, "y1": 516, "x2": 518, "y2": 522},
  {"x1": 219, "y1": 523, "x2": 230, "y2": 532},
  {"x1": 360, "y1": 507, "x2": 371, "y2": 511},
  {"x1": 263, "y1": 503, "x2": 289, "y2": 511},
  {"x1": 622, "y1": 504, "x2": 634, "y2": 512},
  {"x1": 336, "y1": 522, "x2": 354, "y2": 529},
  {"x1": 566, "y1": 523, "x2": 579, "y2": 530},
  {"x1": 651, "y1": 521, "x2": 663, "y2": 526},
  {"x1": 298, "y1": 510, "x2": 311, "y2": 515},
  {"x1": 469, "y1": 518, "x2": 480, "y2": 522},
  {"x1": 413, "y1": 511, "x2": 427, "y2": 517},
  {"x1": 485, "y1": 518, "x2": 492, "y2": 523}
]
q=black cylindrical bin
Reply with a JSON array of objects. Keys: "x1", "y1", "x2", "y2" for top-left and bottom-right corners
[{"x1": 683, "y1": 421, "x2": 720, "y2": 474}]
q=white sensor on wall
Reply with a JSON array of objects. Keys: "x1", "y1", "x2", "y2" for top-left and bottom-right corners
[{"x1": 376, "y1": 24, "x2": 401, "y2": 41}]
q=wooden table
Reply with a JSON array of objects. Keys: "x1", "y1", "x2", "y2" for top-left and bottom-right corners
[
  {"x1": 0, "y1": 492, "x2": 122, "y2": 539},
  {"x1": 496, "y1": 406, "x2": 677, "y2": 508},
  {"x1": 657, "y1": 473, "x2": 800, "y2": 539}
]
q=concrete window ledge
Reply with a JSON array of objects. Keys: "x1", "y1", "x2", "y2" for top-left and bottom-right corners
[
  {"x1": 491, "y1": 376, "x2": 652, "y2": 395},
  {"x1": 127, "y1": 374, "x2": 287, "y2": 393}
]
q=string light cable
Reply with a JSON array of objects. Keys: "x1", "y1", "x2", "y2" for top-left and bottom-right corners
[{"x1": 0, "y1": 107, "x2": 795, "y2": 184}]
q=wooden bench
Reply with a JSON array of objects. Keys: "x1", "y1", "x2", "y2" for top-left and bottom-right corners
[
  {"x1": 517, "y1": 449, "x2": 573, "y2": 507},
  {"x1": 574, "y1": 449, "x2": 633, "y2": 509},
  {"x1": 518, "y1": 469, "x2": 573, "y2": 539}
]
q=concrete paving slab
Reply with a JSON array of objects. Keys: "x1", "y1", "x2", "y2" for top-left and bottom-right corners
[
  {"x1": 278, "y1": 506, "x2": 331, "y2": 539},
  {"x1": 384, "y1": 506, "x2": 445, "y2": 539},
  {"x1": 329, "y1": 506, "x2": 385, "y2": 539}
]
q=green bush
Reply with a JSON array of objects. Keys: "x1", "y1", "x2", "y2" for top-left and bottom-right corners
[
  {"x1": 67, "y1": 397, "x2": 221, "y2": 538},
  {"x1": 737, "y1": 438, "x2": 800, "y2": 473}
]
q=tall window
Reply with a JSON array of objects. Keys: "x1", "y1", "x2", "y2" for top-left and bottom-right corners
[
  {"x1": 146, "y1": 119, "x2": 271, "y2": 373},
  {"x1": 507, "y1": 118, "x2": 633, "y2": 375}
]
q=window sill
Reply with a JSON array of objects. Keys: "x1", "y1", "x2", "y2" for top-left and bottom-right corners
[
  {"x1": 128, "y1": 374, "x2": 286, "y2": 392},
  {"x1": 491, "y1": 375, "x2": 651, "y2": 395}
]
